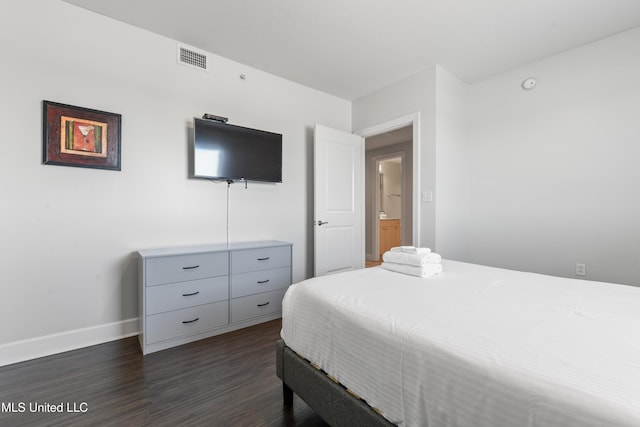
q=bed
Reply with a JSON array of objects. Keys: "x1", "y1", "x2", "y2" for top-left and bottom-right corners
[{"x1": 276, "y1": 260, "x2": 640, "y2": 427}]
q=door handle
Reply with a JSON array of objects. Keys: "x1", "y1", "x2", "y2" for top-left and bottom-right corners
[{"x1": 317, "y1": 220, "x2": 328, "y2": 226}]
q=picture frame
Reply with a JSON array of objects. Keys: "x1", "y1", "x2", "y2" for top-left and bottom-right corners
[{"x1": 42, "y1": 100, "x2": 121, "y2": 171}]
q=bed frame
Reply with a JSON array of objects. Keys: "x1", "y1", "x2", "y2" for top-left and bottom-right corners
[{"x1": 276, "y1": 339, "x2": 395, "y2": 427}]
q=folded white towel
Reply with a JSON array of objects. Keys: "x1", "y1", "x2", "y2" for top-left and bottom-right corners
[
  {"x1": 383, "y1": 251, "x2": 441, "y2": 267},
  {"x1": 390, "y1": 246, "x2": 431, "y2": 254},
  {"x1": 382, "y1": 261, "x2": 443, "y2": 278}
]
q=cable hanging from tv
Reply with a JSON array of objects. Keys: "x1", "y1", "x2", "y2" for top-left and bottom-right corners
[{"x1": 224, "y1": 178, "x2": 248, "y2": 189}]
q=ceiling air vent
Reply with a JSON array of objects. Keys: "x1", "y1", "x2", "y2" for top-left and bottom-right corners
[{"x1": 177, "y1": 44, "x2": 208, "y2": 71}]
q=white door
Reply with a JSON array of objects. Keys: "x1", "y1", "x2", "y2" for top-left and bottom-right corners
[{"x1": 314, "y1": 124, "x2": 364, "y2": 276}]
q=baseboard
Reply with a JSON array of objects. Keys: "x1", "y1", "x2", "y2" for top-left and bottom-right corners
[{"x1": 0, "y1": 318, "x2": 139, "y2": 368}]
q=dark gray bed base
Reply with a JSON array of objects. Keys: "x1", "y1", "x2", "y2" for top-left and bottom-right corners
[{"x1": 276, "y1": 339, "x2": 396, "y2": 427}]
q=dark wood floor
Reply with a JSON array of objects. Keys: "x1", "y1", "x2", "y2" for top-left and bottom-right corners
[{"x1": 0, "y1": 319, "x2": 328, "y2": 427}]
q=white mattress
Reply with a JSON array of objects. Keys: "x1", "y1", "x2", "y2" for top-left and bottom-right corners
[{"x1": 281, "y1": 260, "x2": 640, "y2": 427}]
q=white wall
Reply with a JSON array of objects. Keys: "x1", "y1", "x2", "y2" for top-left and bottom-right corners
[
  {"x1": 434, "y1": 66, "x2": 471, "y2": 260},
  {"x1": 462, "y1": 27, "x2": 640, "y2": 286},
  {"x1": 353, "y1": 68, "x2": 436, "y2": 249},
  {"x1": 0, "y1": 0, "x2": 350, "y2": 363},
  {"x1": 354, "y1": 29, "x2": 640, "y2": 288}
]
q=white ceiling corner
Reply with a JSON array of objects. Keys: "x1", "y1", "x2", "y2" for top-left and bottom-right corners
[{"x1": 62, "y1": 0, "x2": 640, "y2": 100}]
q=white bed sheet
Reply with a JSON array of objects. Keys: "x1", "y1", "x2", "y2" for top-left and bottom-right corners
[{"x1": 281, "y1": 260, "x2": 640, "y2": 427}]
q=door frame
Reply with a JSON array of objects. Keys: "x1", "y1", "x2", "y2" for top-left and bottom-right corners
[{"x1": 355, "y1": 112, "x2": 421, "y2": 251}]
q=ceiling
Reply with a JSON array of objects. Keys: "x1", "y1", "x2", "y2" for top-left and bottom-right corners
[
  {"x1": 366, "y1": 125, "x2": 413, "y2": 151},
  {"x1": 63, "y1": 0, "x2": 640, "y2": 100}
]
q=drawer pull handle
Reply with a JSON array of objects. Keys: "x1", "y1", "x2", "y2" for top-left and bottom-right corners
[
  {"x1": 257, "y1": 257, "x2": 270, "y2": 261},
  {"x1": 182, "y1": 265, "x2": 200, "y2": 270},
  {"x1": 182, "y1": 317, "x2": 200, "y2": 324},
  {"x1": 182, "y1": 291, "x2": 200, "y2": 297},
  {"x1": 257, "y1": 302, "x2": 270, "y2": 307},
  {"x1": 257, "y1": 280, "x2": 270, "y2": 284}
]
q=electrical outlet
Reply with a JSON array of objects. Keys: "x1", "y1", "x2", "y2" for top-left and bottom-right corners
[
  {"x1": 421, "y1": 191, "x2": 433, "y2": 202},
  {"x1": 575, "y1": 263, "x2": 586, "y2": 277}
]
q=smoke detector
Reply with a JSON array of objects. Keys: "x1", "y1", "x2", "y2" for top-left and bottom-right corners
[{"x1": 522, "y1": 77, "x2": 537, "y2": 90}]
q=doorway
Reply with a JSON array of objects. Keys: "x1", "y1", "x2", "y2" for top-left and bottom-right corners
[
  {"x1": 363, "y1": 125, "x2": 414, "y2": 266},
  {"x1": 312, "y1": 112, "x2": 419, "y2": 274}
]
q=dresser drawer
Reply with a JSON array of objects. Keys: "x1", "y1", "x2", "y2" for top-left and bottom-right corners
[
  {"x1": 145, "y1": 252, "x2": 228, "y2": 286},
  {"x1": 231, "y1": 288, "x2": 287, "y2": 323},
  {"x1": 231, "y1": 245, "x2": 291, "y2": 274},
  {"x1": 145, "y1": 301, "x2": 229, "y2": 344},
  {"x1": 146, "y1": 276, "x2": 229, "y2": 315},
  {"x1": 231, "y1": 266, "x2": 291, "y2": 298}
]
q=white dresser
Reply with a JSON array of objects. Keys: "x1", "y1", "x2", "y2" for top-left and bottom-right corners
[{"x1": 138, "y1": 240, "x2": 292, "y2": 354}]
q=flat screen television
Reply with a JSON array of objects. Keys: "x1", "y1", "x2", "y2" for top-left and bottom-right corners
[{"x1": 192, "y1": 118, "x2": 282, "y2": 183}]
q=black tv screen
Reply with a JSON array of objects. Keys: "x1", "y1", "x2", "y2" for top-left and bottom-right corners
[{"x1": 192, "y1": 118, "x2": 282, "y2": 183}]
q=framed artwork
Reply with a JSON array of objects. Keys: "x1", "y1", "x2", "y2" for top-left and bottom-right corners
[{"x1": 42, "y1": 100, "x2": 121, "y2": 171}]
